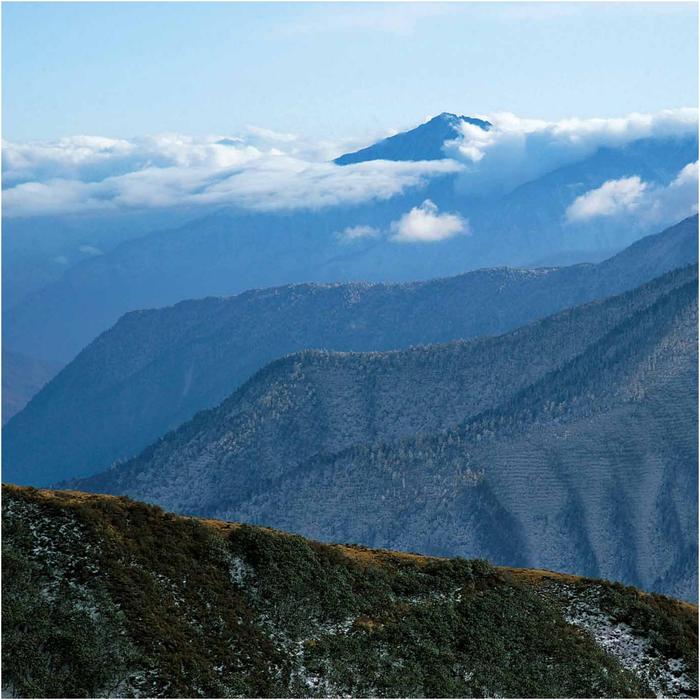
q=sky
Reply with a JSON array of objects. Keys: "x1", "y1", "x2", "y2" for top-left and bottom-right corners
[{"x1": 2, "y1": 2, "x2": 698, "y2": 143}]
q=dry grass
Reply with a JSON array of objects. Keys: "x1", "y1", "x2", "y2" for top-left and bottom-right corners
[
  {"x1": 6, "y1": 485, "x2": 697, "y2": 618},
  {"x1": 333, "y1": 543, "x2": 440, "y2": 569},
  {"x1": 501, "y1": 566, "x2": 586, "y2": 586},
  {"x1": 503, "y1": 565, "x2": 699, "y2": 615}
]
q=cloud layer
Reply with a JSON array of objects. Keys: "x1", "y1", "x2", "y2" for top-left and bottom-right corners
[
  {"x1": 3, "y1": 108, "x2": 696, "y2": 218},
  {"x1": 445, "y1": 108, "x2": 698, "y2": 196},
  {"x1": 2, "y1": 134, "x2": 461, "y2": 218}
]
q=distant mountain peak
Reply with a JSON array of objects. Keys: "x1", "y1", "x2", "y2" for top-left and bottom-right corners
[
  {"x1": 433, "y1": 111, "x2": 486, "y2": 124},
  {"x1": 334, "y1": 112, "x2": 491, "y2": 165}
]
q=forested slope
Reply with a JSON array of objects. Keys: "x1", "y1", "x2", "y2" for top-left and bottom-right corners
[
  {"x1": 73, "y1": 267, "x2": 698, "y2": 599},
  {"x1": 6, "y1": 216, "x2": 697, "y2": 486}
]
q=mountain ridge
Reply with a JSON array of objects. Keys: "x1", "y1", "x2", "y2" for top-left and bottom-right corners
[
  {"x1": 5, "y1": 134, "x2": 696, "y2": 370},
  {"x1": 6, "y1": 216, "x2": 697, "y2": 487},
  {"x1": 70, "y1": 265, "x2": 698, "y2": 600},
  {"x1": 229, "y1": 275, "x2": 697, "y2": 600}
]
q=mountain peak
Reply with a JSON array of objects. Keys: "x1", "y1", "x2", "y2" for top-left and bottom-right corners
[
  {"x1": 434, "y1": 111, "x2": 483, "y2": 124},
  {"x1": 334, "y1": 112, "x2": 491, "y2": 165}
]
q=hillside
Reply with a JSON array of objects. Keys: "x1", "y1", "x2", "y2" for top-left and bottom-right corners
[
  {"x1": 5, "y1": 216, "x2": 698, "y2": 487},
  {"x1": 233, "y1": 275, "x2": 698, "y2": 602},
  {"x1": 1, "y1": 350, "x2": 59, "y2": 424},
  {"x1": 75, "y1": 266, "x2": 699, "y2": 601},
  {"x1": 73, "y1": 264, "x2": 695, "y2": 513},
  {"x1": 3, "y1": 485, "x2": 697, "y2": 699}
]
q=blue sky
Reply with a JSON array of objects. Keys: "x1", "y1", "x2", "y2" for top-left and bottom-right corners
[{"x1": 3, "y1": 2, "x2": 698, "y2": 142}]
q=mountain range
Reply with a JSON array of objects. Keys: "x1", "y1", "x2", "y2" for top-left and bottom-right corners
[
  {"x1": 2, "y1": 113, "x2": 698, "y2": 681},
  {"x1": 4, "y1": 113, "x2": 696, "y2": 372},
  {"x1": 69, "y1": 260, "x2": 699, "y2": 601},
  {"x1": 3, "y1": 485, "x2": 697, "y2": 698},
  {"x1": 4, "y1": 216, "x2": 697, "y2": 487}
]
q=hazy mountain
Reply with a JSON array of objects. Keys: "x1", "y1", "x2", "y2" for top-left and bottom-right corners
[
  {"x1": 2, "y1": 350, "x2": 59, "y2": 424},
  {"x1": 6, "y1": 217, "x2": 697, "y2": 487},
  {"x1": 73, "y1": 266, "x2": 698, "y2": 601},
  {"x1": 4, "y1": 485, "x2": 697, "y2": 698},
  {"x1": 471, "y1": 135, "x2": 700, "y2": 262},
  {"x1": 334, "y1": 112, "x2": 491, "y2": 165},
  {"x1": 2, "y1": 207, "x2": 202, "y2": 312}
]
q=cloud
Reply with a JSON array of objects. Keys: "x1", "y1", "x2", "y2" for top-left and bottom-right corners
[
  {"x1": 3, "y1": 108, "x2": 695, "y2": 219},
  {"x1": 565, "y1": 161, "x2": 698, "y2": 227},
  {"x1": 390, "y1": 199, "x2": 467, "y2": 243},
  {"x1": 339, "y1": 225, "x2": 380, "y2": 241},
  {"x1": 566, "y1": 176, "x2": 647, "y2": 222},
  {"x1": 444, "y1": 108, "x2": 698, "y2": 196},
  {"x1": 2, "y1": 134, "x2": 262, "y2": 189},
  {"x1": 245, "y1": 126, "x2": 298, "y2": 144},
  {"x1": 2, "y1": 143, "x2": 462, "y2": 218},
  {"x1": 78, "y1": 244, "x2": 103, "y2": 256}
]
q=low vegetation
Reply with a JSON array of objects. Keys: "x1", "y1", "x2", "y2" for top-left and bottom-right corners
[{"x1": 3, "y1": 485, "x2": 697, "y2": 698}]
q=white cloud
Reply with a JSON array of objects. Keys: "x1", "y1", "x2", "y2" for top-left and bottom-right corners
[
  {"x1": 640, "y1": 161, "x2": 699, "y2": 226},
  {"x1": 2, "y1": 108, "x2": 695, "y2": 219},
  {"x1": 444, "y1": 108, "x2": 698, "y2": 196},
  {"x1": 78, "y1": 245, "x2": 103, "y2": 256},
  {"x1": 339, "y1": 225, "x2": 380, "y2": 241},
  {"x1": 565, "y1": 161, "x2": 698, "y2": 227},
  {"x1": 390, "y1": 199, "x2": 467, "y2": 243},
  {"x1": 2, "y1": 143, "x2": 462, "y2": 218},
  {"x1": 245, "y1": 125, "x2": 298, "y2": 144},
  {"x1": 566, "y1": 176, "x2": 647, "y2": 222},
  {"x1": 2, "y1": 133, "x2": 262, "y2": 188}
]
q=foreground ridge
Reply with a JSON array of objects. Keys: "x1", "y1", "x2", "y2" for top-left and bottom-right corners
[{"x1": 3, "y1": 485, "x2": 697, "y2": 699}]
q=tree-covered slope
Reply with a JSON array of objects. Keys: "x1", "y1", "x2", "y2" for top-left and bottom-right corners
[
  {"x1": 5, "y1": 216, "x2": 697, "y2": 487},
  {"x1": 73, "y1": 265, "x2": 696, "y2": 518},
  {"x1": 74, "y1": 266, "x2": 698, "y2": 601},
  {"x1": 234, "y1": 276, "x2": 698, "y2": 601},
  {"x1": 3, "y1": 485, "x2": 697, "y2": 699}
]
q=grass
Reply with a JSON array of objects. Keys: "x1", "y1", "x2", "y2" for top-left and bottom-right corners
[{"x1": 3, "y1": 485, "x2": 697, "y2": 698}]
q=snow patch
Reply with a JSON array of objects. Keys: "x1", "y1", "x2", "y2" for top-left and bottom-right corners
[{"x1": 555, "y1": 584, "x2": 693, "y2": 698}]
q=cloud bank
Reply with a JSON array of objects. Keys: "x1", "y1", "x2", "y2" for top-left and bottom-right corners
[
  {"x1": 566, "y1": 161, "x2": 698, "y2": 227},
  {"x1": 390, "y1": 199, "x2": 467, "y2": 242},
  {"x1": 3, "y1": 109, "x2": 696, "y2": 218},
  {"x1": 2, "y1": 134, "x2": 461, "y2": 218},
  {"x1": 445, "y1": 108, "x2": 698, "y2": 196}
]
